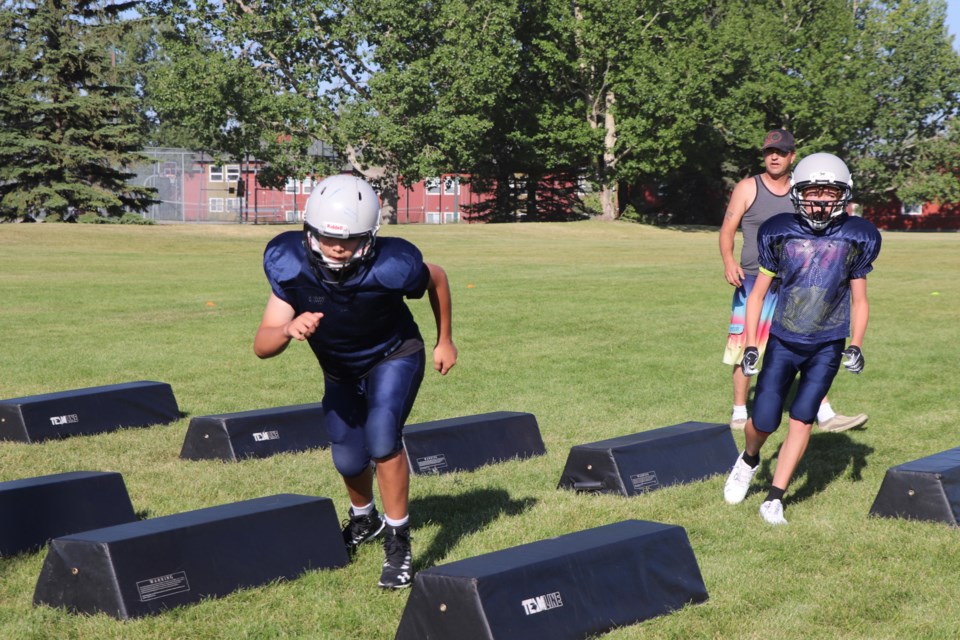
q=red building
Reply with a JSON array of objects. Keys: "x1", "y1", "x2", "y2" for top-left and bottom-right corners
[
  {"x1": 133, "y1": 149, "x2": 585, "y2": 223},
  {"x1": 132, "y1": 148, "x2": 328, "y2": 223},
  {"x1": 863, "y1": 198, "x2": 960, "y2": 231},
  {"x1": 396, "y1": 175, "x2": 484, "y2": 224}
]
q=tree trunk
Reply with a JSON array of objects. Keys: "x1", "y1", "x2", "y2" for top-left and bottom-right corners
[
  {"x1": 377, "y1": 180, "x2": 399, "y2": 226},
  {"x1": 599, "y1": 90, "x2": 619, "y2": 220},
  {"x1": 599, "y1": 182, "x2": 618, "y2": 221},
  {"x1": 526, "y1": 176, "x2": 538, "y2": 220},
  {"x1": 345, "y1": 146, "x2": 398, "y2": 225}
]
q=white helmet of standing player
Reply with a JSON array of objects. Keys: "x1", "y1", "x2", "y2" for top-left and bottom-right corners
[
  {"x1": 303, "y1": 174, "x2": 381, "y2": 279},
  {"x1": 789, "y1": 152, "x2": 853, "y2": 231}
]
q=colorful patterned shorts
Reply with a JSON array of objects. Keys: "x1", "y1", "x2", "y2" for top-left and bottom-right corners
[{"x1": 722, "y1": 275, "x2": 779, "y2": 367}]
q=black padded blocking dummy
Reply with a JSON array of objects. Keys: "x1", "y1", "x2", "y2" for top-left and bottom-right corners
[
  {"x1": 33, "y1": 494, "x2": 349, "y2": 618},
  {"x1": 558, "y1": 422, "x2": 737, "y2": 496},
  {"x1": 395, "y1": 519, "x2": 708, "y2": 640},
  {"x1": 403, "y1": 411, "x2": 545, "y2": 475},
  {"x1": 180, "y1": 403, "x2": 329, "y2": 461},
  {"x1": 0, "y1": 471, "x2": 136, "y2": 556},
  {"x1": 0, "y1": 381, "x2": 179, "y2": 443},
  {"x1": 870, "y1": 447, "x2": 960, "y2": 524}
]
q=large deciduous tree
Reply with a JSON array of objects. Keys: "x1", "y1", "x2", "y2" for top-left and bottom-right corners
[
  {"x1": 848, "y1": 0, "x2": 960, "y2": 206},
  {"x1": 0, "y1": 0, "x2": 155, "y2": 222},
  {"x1": 526, "y1": 0, "x2": 724, "y2": 220},
  {"x1": 663, "y1": 0, "x2": 960, "y2": 223},
  {"x1": 143, "y1": 0, "x2": 959, "y2": 223},
  {"x1": 150, "y1": 0, "x2": 523, "y2": 223}
]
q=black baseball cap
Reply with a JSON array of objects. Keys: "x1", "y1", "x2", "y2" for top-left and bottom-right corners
[{"x1": 761, "y1": 129, "x2": 796, "y2": 153}]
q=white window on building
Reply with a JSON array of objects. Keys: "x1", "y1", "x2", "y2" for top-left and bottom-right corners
[
  {"x1": 209, "y1": 166, "x2": 224, "y2": 182},
  {"x1": 301, "y1": 177, "x2": 315, "y2": 195},
  {"x1": 443, "y1": 176, "x2": 460, "y2": 195},
  {"x1": 226, "y1": 165, "x2": 241, "y2": 182},
  {"x1": 425, "y1": 212, "x2": 441, "y2": 224},
  {"x1": 226, "y1": 198, "x2": 241, "y2": 211},
  {"x1": 209, "y1": 198, "x2": 224, "y2": 212},
  {"x1": 444, "y1": 211, "x2": 460, "y2": 224},
  {"x1": 902, "y1": 202, "x2": 923, "y2": 216},
  {"x1": 285, "y1": 178, "x2": 298, "y2": 194},
  {"x1": 425, "y1": 177, "x2": 441, "y2": 195}
]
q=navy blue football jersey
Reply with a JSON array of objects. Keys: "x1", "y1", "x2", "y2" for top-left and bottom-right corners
[
  {"x1": 263, "y1": 232, "x2": 430, "y2": 379},
  {"x1": 757, "y1": 213, "x2": 881, "y2": 344}
]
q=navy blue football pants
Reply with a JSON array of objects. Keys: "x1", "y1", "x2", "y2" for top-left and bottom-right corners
[
  {"x1": 752, "y1": 335, "x2": 844, "y2": 433},
  {"x1": 323, "y1": 350, "x2": 425, "y2": 478}
]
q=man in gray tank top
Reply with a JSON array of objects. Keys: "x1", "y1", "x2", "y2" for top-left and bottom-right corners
[{"x1": 718, "y1": 129, "x2": 867, "y2": 433}]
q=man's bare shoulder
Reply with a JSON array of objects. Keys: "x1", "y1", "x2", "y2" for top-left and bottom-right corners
[
  {"x1": 732, "y1": 174, "x2": 758, "y2": 197},
  {"x1": 725, "y1": 175, "x2": 758, "y2": 218}
]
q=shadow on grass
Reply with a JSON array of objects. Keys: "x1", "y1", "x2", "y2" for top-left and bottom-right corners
[
  {"x1": 754, "y1": 431, "x2": 874, "y2": 505},
  {"x1": 410, "y1": 488, "x2": 537, "y2": 571}
]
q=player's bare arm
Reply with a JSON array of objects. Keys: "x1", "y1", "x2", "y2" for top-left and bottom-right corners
[
  {"x1": 253, "y1": 293, "x2": 323, "y2": 358},
  {"x1": 426, "y1": 262, "x2": 457, "y2": 375},
  {"x1": 744, "y1": 271, "x2": 773, "y2": 348},
  {"x1": 849, "y1": 277, "x2": 869, "y2": 348}
]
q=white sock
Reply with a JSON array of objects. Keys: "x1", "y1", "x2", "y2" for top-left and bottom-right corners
[
  {"x1": 732, "y1": 405, "x2": 748, "y2": 421},
  {"x1": 351, "y1": 501, "x2": 374, "y2": 516},
  {"x1": 384, "y1": 514, "x2": 409, "y2": 528},
  {"x1": 817, "y1": 402, "x2": 836, "y2": 423}
]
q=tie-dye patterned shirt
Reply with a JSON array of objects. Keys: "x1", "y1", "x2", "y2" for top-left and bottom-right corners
[{"x1": 757, "y1": 213, "x2": 881, "y2": 345}]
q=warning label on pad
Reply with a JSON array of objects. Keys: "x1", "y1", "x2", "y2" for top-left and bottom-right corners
[
  {"x1": 630, "y1": 471, "x2": 660, "y2": 493},
  {"x1": 137, "y1": 571, "x2": 190, "y2": 602},
  {"x1": 416, "y1": 454, "x2": 448, "y2": 473}
]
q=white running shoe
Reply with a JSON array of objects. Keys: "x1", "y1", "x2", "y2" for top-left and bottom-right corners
[
  {"x1": 723, "y1": 454, "x2": 758, "y2": 504},
  {"x1": 818, "y1": 413, "x2": 868, "y2": 433},
  {"x1": 759, "y1": 499, "x2": 788, "y2": 525}
]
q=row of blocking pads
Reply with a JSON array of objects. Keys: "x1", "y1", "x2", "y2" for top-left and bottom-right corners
[{"x1": 3, "y1": 381, "x2": 959, "y2": 637}]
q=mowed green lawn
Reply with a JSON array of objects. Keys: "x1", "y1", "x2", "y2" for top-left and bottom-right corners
[{"x1": 1, "y1": 220, "x2": 959, "y2": 640}]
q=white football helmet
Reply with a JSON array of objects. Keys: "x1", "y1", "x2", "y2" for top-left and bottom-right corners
[
  {"x1": 789, "y1": 152, "x2": 853, "y2": 231},
  {"x1": 303, "y1": 175, "x2": 381, "y2": 280}
]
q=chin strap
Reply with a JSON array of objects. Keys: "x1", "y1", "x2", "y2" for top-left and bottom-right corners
[{"x1": 302, "y1": 234, "x2": 374, "y2": 286}]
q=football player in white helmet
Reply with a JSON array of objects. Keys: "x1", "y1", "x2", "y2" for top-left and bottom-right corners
[
  {"x1": 723, "y1": 152, "x2": 881, "y2": 526},
  {"x1": 303, "y1": 174, "x2": 382, "y2": 283},
  {"x1": 254, "y1": 174, "x2": 457, "y2": 589},
  {"x1": 720, "y1": 133, "x2": 865, "y2": 435},
  {"x1": 789, "y1": 152, "x2": 854, "y2": 232}
]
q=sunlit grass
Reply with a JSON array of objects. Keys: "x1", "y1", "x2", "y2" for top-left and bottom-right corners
[{"x1": 1, "y1": 221, "x2": 959, "y2": 639}]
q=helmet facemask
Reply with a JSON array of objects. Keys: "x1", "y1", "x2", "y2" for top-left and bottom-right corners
[
  {"x1": 792, "y1": 184, "x2": 850, "y2": 231},
  {"x1": 304, "y1": 223, "x2": 376, "y2": 284}
]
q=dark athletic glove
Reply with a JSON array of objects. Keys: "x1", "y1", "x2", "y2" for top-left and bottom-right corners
[
  {"x1": 741, "y1": 346, "x2": 760, "y2": 377},
  {"x1": 842, "y1": 346, "x2": 864, "y2": 374}
]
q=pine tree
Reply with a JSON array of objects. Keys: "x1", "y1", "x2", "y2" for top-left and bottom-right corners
[{"x1": 0, "y1": 0, "x2": 154, "y2": 222}]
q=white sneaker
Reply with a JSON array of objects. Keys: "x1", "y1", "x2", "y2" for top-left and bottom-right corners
[
  {"x1": 818, "y1": 413, "x2": 868, "y2": 433},
  {"x1": 723, "y1": 454, "x2": 758, "y2": 504},
  {"x1": 759, "y1": 499, "x2": 788, "y2": 525}
]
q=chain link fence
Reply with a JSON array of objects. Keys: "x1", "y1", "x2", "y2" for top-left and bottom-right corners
[{"x1": 130, "y1": 147, "x2": 296, "y2": 223}]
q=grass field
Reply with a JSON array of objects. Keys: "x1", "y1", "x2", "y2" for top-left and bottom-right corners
[{"x1": 1, "y1": 220, "x2": 959, "y2": 640}]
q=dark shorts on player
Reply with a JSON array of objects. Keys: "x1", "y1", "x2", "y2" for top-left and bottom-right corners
[
  {"x1": 751, "y1": 335, "x2": 844, "y2": 433},
  {"x1": 323, "y1": 350, "x2": 426, "y2": 477}
]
